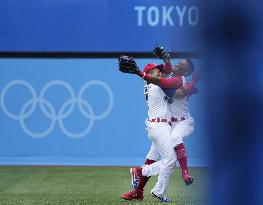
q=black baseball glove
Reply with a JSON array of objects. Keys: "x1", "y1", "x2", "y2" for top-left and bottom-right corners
[
  {"x1": 153, "y1": 46, "x2": 170, "y2": 63},
  {"x1": 118, "y1": 55, "x2": 140, "y2": 75}
]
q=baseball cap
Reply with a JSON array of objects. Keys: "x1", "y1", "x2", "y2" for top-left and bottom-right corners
[{"x1": 143, "y1": 63, "x2": 164, "y2": 73}]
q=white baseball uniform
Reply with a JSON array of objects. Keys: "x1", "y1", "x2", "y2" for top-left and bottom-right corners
[
  {"x1": 170, "y1": 76, "x2": 195, "y2": 147},
  {"x1": 146, "y1": 76, "x2": 195, "y2": 161},
  {"x1": 141, "y1": 83, "x2": 176, "y2": 197},
  {"x1": 144, "y1": 77, "x2": 195, "y2": 196}
]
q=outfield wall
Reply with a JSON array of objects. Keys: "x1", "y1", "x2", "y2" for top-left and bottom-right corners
[
  {"x1": 0, "y1": 0, "x2": 207, "y2": 166},
  {"x1": 0, "y1": 59, "x2": 209, "y2": 166}
]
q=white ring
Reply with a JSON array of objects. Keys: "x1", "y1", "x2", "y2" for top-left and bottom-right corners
[
  {"x1": 39, "y1": 80, "x2": 76, "y2": 120},
  {"x1": 1, "y1": 80, "x2": 37, "y2": 120},
  {"x1": 20, "y1": 98, "x2": 56, "y2": 138},
  {"x1": 0, "y1": 80, "x2": 114, "y2": 138},
  {"x1": 78, "y1": 80, "x2": 114, "y2": 120},
  {"x1": 58, "y1": 99, "x2": 94, "y2": 139}
]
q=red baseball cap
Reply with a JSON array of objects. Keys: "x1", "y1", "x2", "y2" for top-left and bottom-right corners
[{"x1": 143, "y1": 63, "x2": 164, "y2": 73}]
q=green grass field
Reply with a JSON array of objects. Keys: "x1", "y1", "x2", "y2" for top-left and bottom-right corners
[{"x1": 0, "y1": 166, "x2": 208, "y2": 205}]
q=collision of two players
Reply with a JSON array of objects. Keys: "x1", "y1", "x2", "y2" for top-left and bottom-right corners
[{"x1": 118, "y1": 46, "x2": 200, "y2": 203}]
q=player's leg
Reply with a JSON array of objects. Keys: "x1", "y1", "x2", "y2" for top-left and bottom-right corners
[
  {"x1": 130, "y1": 159, "x2": 156, "y2": 189},
  {"x1": 121, "y1": 127, "x2": 162, "y2": 201},
  {"x1": 149, "y1": 144, "x2": 176, "y2": 200},
  {"x1": 143, "y1": 123, "x2": 176, "y2": 199},
  {"x1": 122, "y1": 159, "x2": 174, "y2": 202},
  {"x1": 121, "y1": 161, "x2": 162, "y2": 201},
  {"x1": 122, "y1": 123, "x2": 175, "y2": 201},
  {"x1": 132, "y1": 143, "x2": 161, "y2": 190},
  {"x1": 171, "y1": 118, "x2": 195, "y2": 185}
]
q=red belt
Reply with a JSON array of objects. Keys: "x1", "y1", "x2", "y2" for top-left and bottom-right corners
[
  {"x1": 149, "y1": 118, "x2": 172, "y2": 126},
  {"x1": 171, "y1": 117, "x2": 185, "y2": 122}
]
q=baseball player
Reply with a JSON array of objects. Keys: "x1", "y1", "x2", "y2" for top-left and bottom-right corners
[
  {"x1": 118, "y1": 51, "x2": 199, "y2": 202},
  {"x1": 135, "y1": 58, "x2": 199, "y2": 195},
  {"x1": 146, "y1": 51, "x2": 198, "y2": 186},
  {"x1": 164, "y1": 58, "x2": 198, "y2": 185},
  {"x1": 119, "y1": 58, "x2": 187, "y2": 201}
]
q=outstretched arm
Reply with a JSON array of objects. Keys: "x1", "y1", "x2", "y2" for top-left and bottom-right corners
[
  {"x1": 174, "y1": 86, "x2": 199, "y2": 98},
  {"x1": 174, "y1": 73, "x2": 201, "y2": 98},
  {"x1": 153, "y1": 46, "x2": 173, "y2": 74},
  {"x1": 163, "y1": 61, "x2": 173, "y2": 74},
  {"x1": 138, "y1": 71, "x2": 183, "y2": 89},
  {"x1": 182, "y1": 79, "x2": 198, "y2": 96}
]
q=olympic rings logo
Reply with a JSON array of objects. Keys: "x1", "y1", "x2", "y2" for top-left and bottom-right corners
[{"x1": 0, "y1": 80, "x2": 114, "y2": 139}]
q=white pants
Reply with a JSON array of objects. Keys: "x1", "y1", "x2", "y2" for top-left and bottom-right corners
[
  {"x1": 146, "y1": 117, "x2": 195, "y2": 161},
  {"x1": 144, "y1": 117, "x2": 195, "y2": 196},
  {"x1": 142, "y1": 121, "x2": 176, "y2": 197},
  {"x1": 171, "y1": 117, "x2": 195, "y2": 147}
]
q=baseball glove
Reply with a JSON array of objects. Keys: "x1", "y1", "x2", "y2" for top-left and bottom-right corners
[
  {"x1": 153, "y1": 46, "x2": 170, "y2": 63},
  {"x1": 118, "y1": 55, "x2": 140, "y2": 74}
]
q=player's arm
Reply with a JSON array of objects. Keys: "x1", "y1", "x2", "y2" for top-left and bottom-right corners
[
  {"x1": 153, "y1": 46, "x2": 172, "y2": 74},
  {"x1": 174, "y1": 86, "x2": 199, "y2": 98},
  {"x1": 118, "y1": 55, "x2": 182, "y2": 88},
  {"x1": 138, "y1": 71, "x2": 183, "y2": 89},
  {"x1": 162, "y1": 61, "x2": 173, "y2": 74},
  {"x1": 174, "y1": 72, "x2": 201, "y2": 97}
]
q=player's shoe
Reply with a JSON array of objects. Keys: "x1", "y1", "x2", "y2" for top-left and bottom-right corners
[
  {"x1": 151, "y1": 191, "x2": 172, "y2": 203},
  {"x1": 121, "y1": 189, "x2": 144, "y2": 201},
  {"x1": 182, "y1": 170, "x2": 194, "y2": 185},
  {"x1": 130, "y1": 167, "x2": 142, "y2": 189}
]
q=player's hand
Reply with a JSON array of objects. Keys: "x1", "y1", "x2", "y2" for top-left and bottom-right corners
[
  {"x1": 174, "y1": 88, "x2": 186, "y2": 99},
  {"x1": 153, "y1": 46, "x2": 170, "y2": 63},
  {"x1": 118, "y1": 55, "x2": 141, "y2": 75}
]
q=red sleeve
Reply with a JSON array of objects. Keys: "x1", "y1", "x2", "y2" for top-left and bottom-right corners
[
  {"x1": 139, "y1": 72, "x2": 182, "y2": 89},
  {"x1": 163, "y1": 62, "x2": 173, "y2": 74},
  {"x1": 158, "y1": 76, "x2": 183, "y2": 88},
  {"x1": 185, "y1": 79, "x2": 197, "y2": 92},
  {"x1": 182, "y1": 79, "x2": 198, "y2": 96},
  {"x1": 138, "y1": 71, "x2": 147, "y2": 79}
]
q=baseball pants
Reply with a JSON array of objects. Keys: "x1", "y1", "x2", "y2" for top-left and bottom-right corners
[
  {"x1": 146, "y1": 117, "x2": 195, "y2": 161},
  {"x1": 142, "y1": 121, "x2": 176, "y2": 197}
]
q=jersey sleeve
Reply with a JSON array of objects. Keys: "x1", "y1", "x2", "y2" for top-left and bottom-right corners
[
  {"x1": 186, "y1": 79, "x2": 197, "y2": 92},
  {"x1": 182, "y1": 79, "x2": 198, "y2": 96},
  {"x1": 139, "y1": 71, "x2": 183, "y2": 89},
  {"x1": 162, "y1": 62, "x2": 173, "y2": 74},
  {"x1": 158, "y1": 76, "x2": 183, "y2": 88}
]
